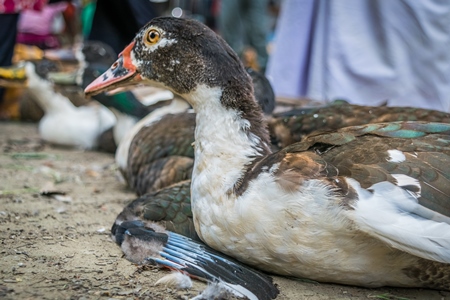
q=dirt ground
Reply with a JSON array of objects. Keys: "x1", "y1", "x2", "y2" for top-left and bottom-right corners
[{"x1": 0, "y1": 121, "x2": 449, "y2": 300}]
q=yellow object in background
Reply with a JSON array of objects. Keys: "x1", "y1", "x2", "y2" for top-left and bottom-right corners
[
  {"x1": 0, "y1": 44, "x2": 40, "y2": 120},
  {"x1": 12, "y1": 43, "x2": 44, "y2": 64},
  {"x1": 0, "y1": 65, "x2": 26, "y2": 82},
  {"x1": 0, "y1": 88, "x2": 21, "y2": 120}
]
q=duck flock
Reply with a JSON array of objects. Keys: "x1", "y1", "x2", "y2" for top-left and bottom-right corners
[{"x1": 2, "y1": 17, "x2": 449, "y2": 300}]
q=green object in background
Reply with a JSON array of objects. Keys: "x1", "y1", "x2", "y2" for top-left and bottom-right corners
[{"x1": 81, "y1": 1, "x2": 96, "y2": 38}]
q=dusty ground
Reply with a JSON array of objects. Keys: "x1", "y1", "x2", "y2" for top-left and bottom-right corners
[{"x1": 0, "y1": 121, "x2": 449, "y2": 300}]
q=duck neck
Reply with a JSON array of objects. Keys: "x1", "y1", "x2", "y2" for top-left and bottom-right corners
[
  {"x1": 183, "y1": 83, "x2": 271, "y2": 197},
  {"x1": 26, "y1": 67, "x2": 75, "y2": 113}
]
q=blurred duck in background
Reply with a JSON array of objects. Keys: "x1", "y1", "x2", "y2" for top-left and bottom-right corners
[{"x1": 17, "y1": 61, "x2": 115, "y2": 149}]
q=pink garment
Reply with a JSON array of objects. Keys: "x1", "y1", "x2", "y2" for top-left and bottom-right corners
[
  {"x1": 18, "y1": 2, "x2": 67, "y2": 35},
  {"x1": 0, "y1": 0, "x2": 47, "y2": 14},
  {"x1": 16, "y1": 32, "x2": 60, "y2": 49}
]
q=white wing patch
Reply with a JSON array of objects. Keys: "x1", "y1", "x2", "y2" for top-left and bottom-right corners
[
  {"x1": 347, "y1": 178, "x2": 450, "y2": 263},
  {"x1": 387, "y1": 149, "x2": 406, "y2": 163},
  {"x1": 391, "y1": 174, "x2": 421, "y2": 196}
]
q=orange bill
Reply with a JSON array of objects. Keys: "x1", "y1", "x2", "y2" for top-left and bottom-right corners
[{"x1": 84, "y1": 41, "x2": 142, "y2": 96}]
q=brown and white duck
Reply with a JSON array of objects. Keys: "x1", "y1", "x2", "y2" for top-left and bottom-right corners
[
  {"x1": 125, "y1": 98, "x2": 450, "y2": 193},
  {"x1": 113, "y1": 100, "x2": 450, "y2": 248},
  {"x1": 86, "y1": 17, "x2": 450, "y2": 290},
  {"x1": 269, "y1": 99, "x2": 450, "y2": 149}
]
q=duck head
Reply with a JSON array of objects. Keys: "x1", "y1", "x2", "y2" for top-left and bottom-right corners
[{"x1": 85, "y1": 17, "x2": 252, "y2": 103}]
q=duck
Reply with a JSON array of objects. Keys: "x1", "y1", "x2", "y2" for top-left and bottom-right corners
[
  {"x1": 245, "y1": 67, "x2": 275, "y2": 115},
  {"x1": 48, "y1": 57, "x2": 173, "y2": 123},
  {"x1": 111, "y1": 99, "x2": 450, "y2": 243},
  {"x1": 81, "y1": 63, "x2": 175, "y2": 152},
  {"x1": 114, "y1": 97, "x2": 191, "y2": 180},
  {"x1": 47, "y1": 59, "x2": 177, "y2": 153},
  {"x1": 85, "y1": 17, "x2": 450, "y2": 290},
  {"x1": 11, "y1": 61, "x2": 117, "y2": 149},
  {"x1": 111, "y1": 67, "x2": 274, "y2": 195},
  {"x1": 6, "y1": 41, "x2": 118, "y2": 122},
  {"x1": 44, "y1": 40, "x2": 118, "y2": 70},
  {"x1": 1, "y1": 41, "x2": 117, "y2": 121},
  {"x1": 124, "y1": 113, "x2": 195, "y2": 195},
  {"x1": 82, "y1": 64, "x2": 450, "y2": 193},
  {"x1": 116, "y1": 97, "x2": 450, "y2": 196},
  {"x1": 269, "y1": 99, "x2": 450, "y2": 149}
]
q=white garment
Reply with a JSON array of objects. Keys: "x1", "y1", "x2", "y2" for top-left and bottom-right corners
[{"x1": 266, "y1": 0, "x2": 450, "y2": 112}]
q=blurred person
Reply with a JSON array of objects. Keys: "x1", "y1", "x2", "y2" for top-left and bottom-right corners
[
  {"x1": 88, "y1": 0, "x2": 159, "y2": 55},
  {"x1": 16, "y1": 0, "x2": 69, "y2": 49},
  {"x1": 266, "y1": 0, "x2": 450, "y2": 112},
  {"x1": 219, "y1": 0, "x2": 270, "y2": 72},
  {"x1": 81, "y1": 0, "x2": 95, "y2": 39},
  {"x1": 0, "y1": 0, "x2": 47, "y2": 114}
]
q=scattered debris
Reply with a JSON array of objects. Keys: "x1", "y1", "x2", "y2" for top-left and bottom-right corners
[
  {"x1": 0, "y1": 187, "x2": 39, "y2": 195},
  {"x1": 85, "y1": 169, "x2": 101, "y2": 178},
  {"x1": 155, "y1": 272, "x2": 192, "y2": 289},
  {"x1": 40, "y1": 182, "x2": 58, "y2": 194},
  {"x1": 33, "y1": 166, "x2": 63, "y2": 183},
  {"x1": 40, "y1": 182, "x2": 72, "y2": 202},
  {"x1": 10, "y1": 152, "x2": 56, "y2": 160},
  {"x1": 3, "y1": 138, "x2": 45, "y2": 153}
]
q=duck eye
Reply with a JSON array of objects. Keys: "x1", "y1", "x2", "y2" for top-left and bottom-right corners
[{"x1": 145, "y1": 29, "x2": 160, "y2": 45}]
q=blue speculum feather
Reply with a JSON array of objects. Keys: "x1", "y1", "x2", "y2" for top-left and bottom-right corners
[
  {"x1": 159, "y1": 250, "x2": 189, "y2": 265},
  {"x1": 150, "y1": 257, "x2": 185, "y2": 269},
  {"x1": 410, "y1": 122, "x2": 450, "y2": 133},
  {"x1": 376, "y1": 123, "x2": 403, "y2": 132},
  {"x1": 163, "y1": 246, "x2": 199, "y2": 263},
  {"x1": 381, "y1": 129, "x2": 426, "y2": 138},
  {"x1": 351, "y1": 122, "x2": 450, "y2": 138}
]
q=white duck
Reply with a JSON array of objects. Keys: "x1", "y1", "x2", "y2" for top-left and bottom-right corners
[{"x1": 25, "y1": 62, "x2": 116, "y2": 149}]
